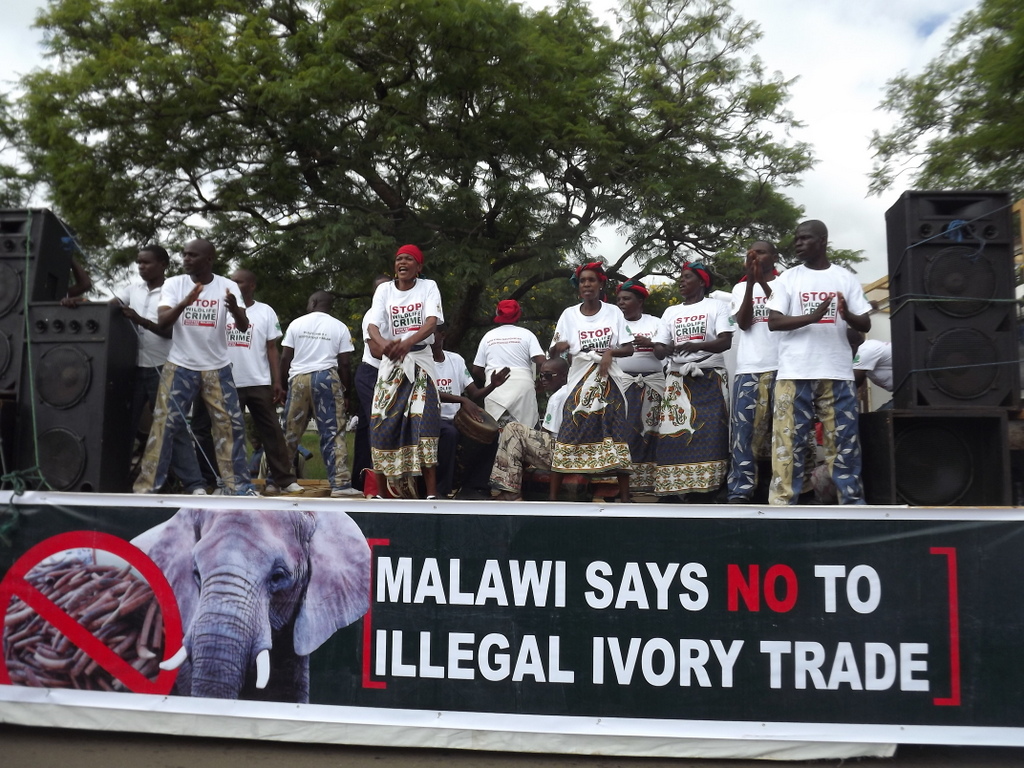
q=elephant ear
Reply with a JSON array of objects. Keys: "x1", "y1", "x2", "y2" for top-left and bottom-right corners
[
  {"x1": 131, "y1": 508, "x2": 205, "y2": 634},
  {"x1": 294, "y1": 510, "x2": 371, "y2": 657}
]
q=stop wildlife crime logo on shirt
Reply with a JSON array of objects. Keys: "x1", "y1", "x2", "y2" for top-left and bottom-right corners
[{"x1": 182, "y1": 298, "x2": 219, "y2": 327}]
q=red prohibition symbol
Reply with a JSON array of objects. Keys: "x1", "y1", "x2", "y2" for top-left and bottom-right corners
[{"x1": 0, "y1": 531, "x2": 183, "y2": 694}]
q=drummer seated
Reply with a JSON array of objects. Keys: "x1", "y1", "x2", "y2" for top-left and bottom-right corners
[
  {"x1": 432, "y1": 325, "x2": 509, "y2": 498},
  {"x1": 490, "y1": 357, "x2": 570, "y2": 502}
]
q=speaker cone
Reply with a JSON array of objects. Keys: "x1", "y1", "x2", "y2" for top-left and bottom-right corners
[
  {"x1": 925, "y1": 328, "x2": 999, "y2": 400},
  {"x1": 0, "y1": 263, "x2": 23, "y2": 318},
  {"x1": 894, "y1": 425, "x2": 973, "y2": 506},
  {"x1": 36, "y1": 427, "x2": 86, "y2": 491},
  {"x1": 922, "y1": 246, "x2": 997, "y2": 317},
  {"x1": 35, "y1": 346, "x2": 92, "y2": 409}
]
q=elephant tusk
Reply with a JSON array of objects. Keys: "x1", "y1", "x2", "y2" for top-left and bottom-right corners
[
  {"x1": 255, "y1": 649, "x2": 270, "y2": 689},
  {"x1": 158, "y1": 646, "x2": 188, "y2": 671}
]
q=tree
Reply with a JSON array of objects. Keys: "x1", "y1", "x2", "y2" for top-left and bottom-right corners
[
  {"x1": 19, "y1": 0, "x2": 812, "y2": 346},
  {"x1": 0, "y1": 92, "x2": 34, "y2": 208},
  {"x1": 870, "y1": 0, "x2": 1024, "y2": 196}
]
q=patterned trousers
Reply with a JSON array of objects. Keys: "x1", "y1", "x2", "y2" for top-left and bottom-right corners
[
  {"x1": 769, "y1": 379, "x2": 864, "y2": 506},
  {"x1": 490, "y1": 422, "x2": 555, "y2": 495},
  {"x1": 726, "y1": 371, "x2": 775, "y2": 501},
  {"x1": 283, "y1": 368, "x2": 351, "y2": 490},
  {"x1": 134, "y1": 363, "x2": 254, "y2": 495}
]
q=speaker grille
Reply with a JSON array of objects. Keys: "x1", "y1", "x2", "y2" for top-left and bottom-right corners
[
  {"x1": 36, "y1": 427, "x2": 86, "y2": 491},
  {"x1": 0, "y1": 262, "x2": 22, "y2": 318},
  {"x1": 894, "y1": 424, "x2": 974, "y2": 506},
  {"x1": 35, "y1": 346, "x2": 92, "y2": 409},
  {"x1": 924, "y1": 328, "x2": 1000, "y2": 400},
  {"x1": 921, "y1": 246, "x2": 997, "y2": 317}
]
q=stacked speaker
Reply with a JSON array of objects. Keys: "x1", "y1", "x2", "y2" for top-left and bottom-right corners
[
  {"x1": 1, "y1": 209, "x2": 137, "y2": 493},
  {"x1": 861, "y1": 191, "x2": 1016, "y2": 506}
]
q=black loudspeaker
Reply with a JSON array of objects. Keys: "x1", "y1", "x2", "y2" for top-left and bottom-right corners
[
  {"x1": 860, "y1": 410, "x2": 1011, "y2": 506},
  {"x1": 0, "y1": 209, "x2": 77, "y2": 395},
  {"x1": 17, "y1": 302, "x2": 137, "y2": 492},
  {"x1": 885, "y1": 191, "x2": 1019, "y2": 409}
]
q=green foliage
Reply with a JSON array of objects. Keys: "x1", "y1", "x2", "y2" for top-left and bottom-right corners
[
  {"x1": 18, "y1": 0, "x2": 811, "y2": 347},
  {"x1": 870, "y1": 0, "x2": 1024, "y2": 196},
  {"x1": 0, "y1": 92, "x2": 34, "y2": 208}
]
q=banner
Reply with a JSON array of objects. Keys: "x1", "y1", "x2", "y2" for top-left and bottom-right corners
[{"x1": 3, "y1": 492, "x2": 1024, "y2": 757}]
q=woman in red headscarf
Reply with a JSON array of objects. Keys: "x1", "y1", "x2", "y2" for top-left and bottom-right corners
[
  {"x1": 652, "y1": 261, "x2": 733, "y2": 499},
  {"x1": 548, "y1": 261, "x2": 635, "y2": 502},
  {"x1": 366, "y1": 244, "x2": 444, "y2": 498},
  {"x1": 616, "y1": 279, "x2": 664, "y2": 494},
  {"x1": 471, "y1": 299, "x2": 545, "y2": 428}
]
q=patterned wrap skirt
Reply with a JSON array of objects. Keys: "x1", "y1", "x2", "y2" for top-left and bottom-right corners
[
  {"x1": 654, "y1": 363, "x2": 729, "y2": 495},
  {"x1": 370, "y1": 347, "x2": 441, "y2": 480},
  {"x1": 551, "y1": 352, "x2": 632, "y2": 475},
  {"x1": 621, "y1": 370, "x2": 665, "y2": 493}
]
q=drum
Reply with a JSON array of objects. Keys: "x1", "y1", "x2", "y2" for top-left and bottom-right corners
[{"x1": 453, "y1": 406, "x2": 499, "y2": 445}]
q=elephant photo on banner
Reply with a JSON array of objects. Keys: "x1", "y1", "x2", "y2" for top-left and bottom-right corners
[{"x1": 132, "y1": 507, "x2": 370, "y2": 703}]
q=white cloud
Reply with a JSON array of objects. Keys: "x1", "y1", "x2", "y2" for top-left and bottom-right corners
[{"x1": 726, "y1": 0, "x2": 977, "y2": 280}]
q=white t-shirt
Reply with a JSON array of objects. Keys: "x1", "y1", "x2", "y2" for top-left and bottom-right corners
[
  {"x1": 360, "y1": 308, "x2": 381, "y2": 369},
  {"x1": 655, "y1": 297, "x2": 734, "y2": 370},
  {"x1": 160, "y1": 274, "x2": 244, "y2": 371},
  {"x1": 368, "y1": 278, "x2": 444, "y2": 347},
  {"x1": 765, "y1": 264, "x2": 873, "y2": 381},
  {"x1": 620, "y1": 313, "x2": 663, "y2": 375},
  {"x1": 282, "y1": 311, "x2": 355, "y2": 379},
  {"x1": 729, "y1": 279, "x2": 780, "y2": 374},
  {"x1": 118, "y1": 282, "x2": 171, "y2": 368},
  {"x1": 473, "y1": 325, "x2": 543, "y2": 372},
  {"x1": 227, "y1": 301, "x2": 281, "y2": 388},
  {"x1": 434, "y1": 351, "x2": 474, "y2": 421},
  {"x1": 550, "y1": 302, "x2": 632, "y2": 356},
  {"x1": 853, "y1": 340, "x2": 893, "y2": 392},
  {"x1": 542, "y1": 386, "x2": 570, "y2": 434}
]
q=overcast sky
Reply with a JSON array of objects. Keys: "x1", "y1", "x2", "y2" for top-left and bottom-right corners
[{"x1": 0, "y1": 0, "x2": 978, "y2": 285}]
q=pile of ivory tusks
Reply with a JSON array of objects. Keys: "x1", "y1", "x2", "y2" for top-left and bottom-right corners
[{"x1": 3, "y1": 562, "x2": 164, "y2": 690}]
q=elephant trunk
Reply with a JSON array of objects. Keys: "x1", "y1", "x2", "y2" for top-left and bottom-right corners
[{"x1": 187, "y1": 578, "x2": 272, "y2": 700}]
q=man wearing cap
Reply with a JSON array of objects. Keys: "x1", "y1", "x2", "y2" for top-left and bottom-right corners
[{"x1": 472, "y1": 299, "x2": 545, "y2": 428}]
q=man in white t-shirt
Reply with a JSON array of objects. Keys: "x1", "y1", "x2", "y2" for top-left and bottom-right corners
[
  {"x1": 852, "y1": 337, "x2": 893, "y2": 394},
  {"x1": 766, "y1": 220, "x2": 872, "y2": 505},
  {"x1": 725, "y1": 240, "x2": 780, "y2": 503},
  {"x1": 225, "y1": 269, "x2": 302, "y2": 496},
  {"x1": 432, "y1": 325, "x2": 508, "y2": 498},
  {"x1": 115, "y1": 244, "x2": 206, "y2": 494},
  {"x1": 490, "y1": 357, "x2": 570, "y2": 501},
  {"x1": 472, "y1": 300, "x2": 545, "y2": 427},
  {"x1": 280, "y1": 290, "x2": 360, "y2": 497},
  {"x1": 134, "y1": 238, "x2": 257, "y2": 496}
]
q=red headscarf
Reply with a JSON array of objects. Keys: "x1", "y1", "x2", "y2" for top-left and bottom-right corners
[
  {"x1": 396, "y1": 244, "x2": 423, "y2": 265},
  {"x1": 572, "y1": 261, "x2": 608, "y2": 287},
  {"x1": 494, "y1": 299, "x2": 522, "y2": 324},
  {"x1": 618, "y1": 279, "x2": 649, "y2": 299},
  {"x1": 681, "y1": 261, "x2": 711, "y2": 290}
]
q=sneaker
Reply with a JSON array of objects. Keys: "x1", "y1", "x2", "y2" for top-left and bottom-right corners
[
  {"x1": 241, "y1": 488, "x2": 261, "y2": 497},
  {"x1": 263, "y1": 485, "x2": 281, "y2": 497},
  {"x1": 330, "y1": 485, "x2": 362, "y2": 498},
  {"x1": 281, "y1": 482, "x2": 304, "y2": 495},
  {"x1": 191, "y1": 488, "x2": 208, "y2": 496}
]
